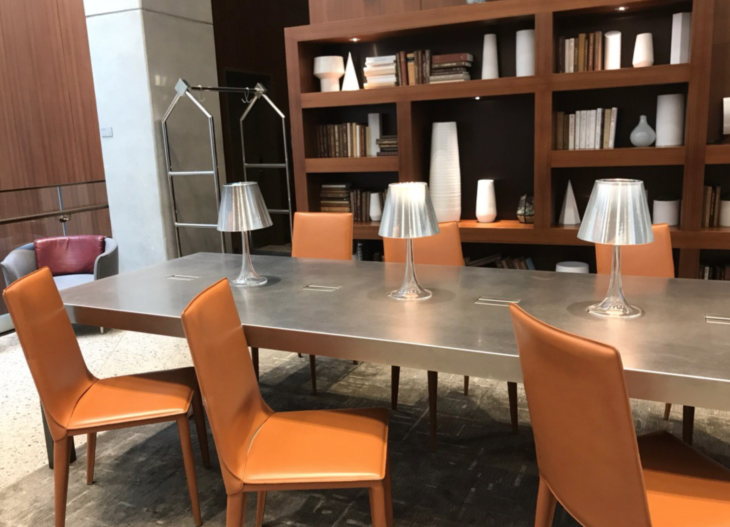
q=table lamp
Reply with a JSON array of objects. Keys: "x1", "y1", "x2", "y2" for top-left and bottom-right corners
[
  {"x1": 217, "y1": 182, "x2": 273, "y2": 287},
  {"x1": 379, "y1": 182, "x2": 440, "y2": 301},
  {"x1": 578, "y1": 179, "x2": 654, "y2": 318}
]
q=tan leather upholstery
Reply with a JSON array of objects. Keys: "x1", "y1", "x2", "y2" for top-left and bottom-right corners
[
  {"x1": 596, "y1": 223, "x2": 674, "y2": 278},
  {"x1": 383, "y1": 221, "x2": 465, "y2": 266},
  {"x1": 181, "y1": 279, "x2": 392, "y2": 527},
  {"x1": 291, "y1": 212, "x2": 353, "y2": 261},
  {"x1": 3, "y1": 268, "x2": 208, "y2": 527},
  {"x1": 510, "y1": 304, "x2": 730, "y2": 527}
]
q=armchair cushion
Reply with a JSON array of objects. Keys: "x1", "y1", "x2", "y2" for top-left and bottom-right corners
[{"x1": 34, "y1": 235, "x2": 106, "y2": 276}]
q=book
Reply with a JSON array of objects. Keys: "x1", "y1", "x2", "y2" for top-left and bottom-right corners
[
  {"x1": 567, "y1": 38, "x2": 575, "y2": 73},
  {"x1": 602, "y1": 108, "x2": 612, "y2": 149},
  {"x1": 398, "y1": 51, "x2": 409, "y2": 86},
  {"x1": 568, "y1": 114, "x2": 576, "y2": 150},
  {"x1": 431, "y1": 61, "x2": 472, "y2": 69},
  {"x1": 594, "y1": 31, "x2": 603, "y2": 71},
  {"x1": 556, "y1": 111, "x2": 565, "y2": 150},
  {"x1": 365, "y1": 55, "x2": 397, "y2": 65},
  {"x1": 428, "y1": 73, "x2": 471, "y2": 82},
  {"x1": 577, "y1": 33, "x2": 586, "y2": 73},
  {"x1": 407, "y1": 53, "x2": 416, "y2": 86},
  {"x1": 432, "y1": 52, "x2": 474, "y2": 64},
  {"x1": 558, "y1": 37, "x2": 566, "y2": 73},
  {"x1": 608, "y1": 107, "x2": 618, "y2": 149},
  {"x1": 595, "y1": 108, "x2": 603, "y2": 150},
  {"x1": 586, "y1": 110, "x2": 596, "y2": 150},
  {"x1": 588, "y1": 32, "x2": 595, "y2": 71}
]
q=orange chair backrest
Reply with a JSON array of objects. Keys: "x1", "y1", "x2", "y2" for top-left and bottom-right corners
[
  {"x1": 2, "y1": 268, "x2": 96, "y2": 441},
  {"x1": 383, "y1": 221, "x2": 465, "y2": 266},
  {"x1": 596, "y1": 223, "x2": 674, "y2": 278},
  {"x1": 509, "y1": 304, "x2": 651, "y2": 527},
  {"x1": 291, "y1": 212, "x2": 353, "y2": 261},
  {"x1": 181, "y1": 279, "x2": 273, "y2": 494}
]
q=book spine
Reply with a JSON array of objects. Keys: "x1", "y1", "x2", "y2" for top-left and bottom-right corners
[
  {"x1": 563, "y1": 113, "x2": 570, "y2": 150},
  {"x1": 595, "y1": 31, "x2": 603, "y2": 71},
  {"x1": 568, "y1": 114, "x2": 576, "y2": 150},
  {"x1": 432, "y1": 52, "x2": 473, "y2": 63},
  {"x1": 588, "y1": 32, "x2": 595, "y2": 71},
  {"x1": 602, "y1": 109, "x2": 611, "y2": 149},
  {"x1": 577, "y1": 33, "x2": 586, "y2": 72},
  {"x1": 399, "y1": 51, "x2": 408, "y2": 86},
  {"x1": 556, "y1": 111, "x2": 565, "y2": 150},
  {"x1": 587, "y1": 110, "x2": 596, "y2": 150},
  {"x1": 558, "y1": 37, "x2": 565, "y2": 73},
  {"x1": 595, "y1": 108, "x2": 603, "y2": 150},
  {"x1": 424, "y1": 50, "x2": 431, "y2": 85},
  {"x1": 608, "y1": 108, "x2": 618, "y2": 149}
]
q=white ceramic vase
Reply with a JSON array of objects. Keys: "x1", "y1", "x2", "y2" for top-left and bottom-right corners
[
  {"x1": 630, "y1": 115, "x2": 656, "y2": 147},
  {"x1": 369, "y1": 192, "x2": 383, "y2": 222},
  {"x1": 632, "y1": 33, "x2": 654, "y2": 68},
  {"x1": 653, "y1": 198, "x2": 681, "y2": 226},
  {"x1": 558, "y1": 180, "x2": 581, "y2": 225},
  {"x1": 516, "y1": 29, "x2": 535, "y2": 77},
  {"x1": 671, "y1": 12, "x2": 692, "y2": 65},
  {"x1": 604, "y1": 31, "x2": 622, "y2": 70},
  {"x1": 556, "y1": 261, "x2": 589, "y2": 273},
  {"x1": 429, "y1": 122, "x2": 461, "y2": 223},
  {"x1": 313, "y1": 56, "x2": 345, "y2": 92},
  {"x1": 482, "y1": 34, "x2": 499, "y2": 80},
  {"x1": 476, "y1": 179, "x2": 497, "y2": 223},
  {"x1": 656, "y1": 94, "x2": 686, "y2": 147}
]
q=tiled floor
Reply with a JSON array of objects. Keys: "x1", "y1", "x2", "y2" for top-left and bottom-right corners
[{"x1": 1, "y1": 327, "x2": 729, "y2": 526}]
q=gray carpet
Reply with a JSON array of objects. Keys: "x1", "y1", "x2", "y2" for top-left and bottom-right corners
[{"x1": 2, "y1": 351, "x2": 730, "y2": 527}]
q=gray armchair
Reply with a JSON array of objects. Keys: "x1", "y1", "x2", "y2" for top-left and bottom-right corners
[{"x1": 1, "y1": 237, "x2": 118, "y2": 291}]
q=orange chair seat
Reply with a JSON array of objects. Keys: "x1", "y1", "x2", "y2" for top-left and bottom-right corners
[
  {"x1": 68, "y1": 368, "x2": 196, "y2": 431},
  {"x1": 243, "y1": 408, "x2": 389, "y2": 485},
  {"x1": 639, "y1": 432, "x2": 730, "y2": 527}
]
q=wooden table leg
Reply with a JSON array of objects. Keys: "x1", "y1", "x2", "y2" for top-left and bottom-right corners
[
  {"x1": 391, "y1": 366, "x2": 400, "y2": 410},
  {"x1": 428, "y1": 371, "x2": 438, "y2": 453},
  {"x1": 251, "y1": 347, "x2": 259, "y2": 381},
  {"x1": 508, "y1": 382, "x2": 519, "y2": 434},
  {"x1": 464, "y1": 376, "x2": 470, "y2": 396},
  {"x1": 683, "y1": 406, "x2": 695, "y2": 445}
]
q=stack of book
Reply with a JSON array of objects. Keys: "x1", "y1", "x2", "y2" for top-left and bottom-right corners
[
  {"x1": 320, "y1": 183, "x2": 352, "y2": 212},
  {"x1": 376, "y1": 135, "x2": 398, "y2": 157},
  {"x1": 558, "y1": 32, "x2": 604, "y2": 73},
  {"x1": 702, "y1": 185, "x2": 723, "y2": 228},
  {"x1": 466, "y1": 254, "x2": 535, "y2": 270},
  {"x1": 398, "y1": 50, "x2": 432, "y2": 85},
  {"x1": 316, "y1": 123, "x2": 370, "y2": 158},
  {"x1": 699, "y1": 263, "x2": 730, "y2": 280},
  {"x1": 364, "y1": 55, "x2": 398, "y2": 89},
  {"x1": 554, "y1": 108, "x2": 618, "y2": 151},
  {"x1": 429, "y1": 53, "x2": 473, "y2": 84}
]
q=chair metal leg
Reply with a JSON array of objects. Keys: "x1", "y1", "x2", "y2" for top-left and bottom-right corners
[
  {"x1": 251, "y1": 347, "x2": 260, "y2": 381},
  {"x1": 464, "y1": 376, "x2": 470, "y2": 396},
  {"x1": 369, "y1": 482, "x2": 389, "y2": 527},
  {"x1": 177, "y1": 417, "x2": 202, "y2": 526},
  {"x1": 508, "y1": 382, "x2": 519, "y2": 434},
  {"x1": 226, "y1": 493, "x2": 246, "y2": 527},
  {"x1": 427, "y1": 371, "x2": 438, "y2": 453},
  {"x1": 535, "y1": 477, "x2": 557, "y2": 527},
  {"x1": 43, "y1": 404, "x2": 75, "y2": 469},
  {"x1": 309, "y1": 355, "x2": 317, "y2": 395},
  {"x1": 53, "y1": 437, "x2": 71, "y2": 527},
  {"x1": 663, "y1": 403, "x2": 672, "y2": 421},
  {"x1": 86, "y1": 433, "x2": 96, "y2": 485},
  {"x1": 192, "y1": 385, "x2": 211, "y2": 469},
  {"x1": 683, "y1": 406, "x2": 695, "y2": 445},
  {"x1": 391, "y1": 366, "x2": 400, "y2": 410},
  {"x1": 256, "y1": 491, "x2": 267, "y2": 527}
]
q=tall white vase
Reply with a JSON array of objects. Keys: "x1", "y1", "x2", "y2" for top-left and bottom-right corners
[
  {"x1": 604, "y1": 31, "x2": 622, "y2": 70},
  {"x1": 476, "y1": 179, "x2": 497, "y2": 223},
  {"x1": 656, "y1": 94, "x2": 686, "y2": 147},
  {"x1": 429, "y1": 122, "x2": 461, "y2": 223},
  {"x1": 559, "y1": 180, "x2": 581, "y2": 225},
  {"x1": 516, "y1": 29, "x2": 535, "y2": 77},
  {"x1": 482, "y1": 34, "x2": 499, "y2": 80},
  {"x1": 369, "y1": 192, "x2": 383, "y2": 221},
  {"x1": 632, "y1": 33, "x2": 654, "y2": 67},
  {"x1": 671, "y1": 12, "x2": 692, "y2": 65}
]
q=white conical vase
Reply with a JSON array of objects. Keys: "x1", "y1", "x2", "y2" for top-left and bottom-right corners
[
  {"x1": 429, "y1": 122, "x2": 461, "y2": 223},
  {"x1": 559, "y1": 180, "x2": 581, "y2": 225},
  {"x1": 342, "y1": 52, "x2": 360, "y2": 91},
  {"x1": 476, "y1": 179, "x2": 497, "y2": 223}
]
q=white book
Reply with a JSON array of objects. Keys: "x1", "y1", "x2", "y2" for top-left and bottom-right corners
[
  {"x1": 576, "y1": 111, "x2": 582, "y2": 150},
  {"x1": 595, "y1": 108, "x2": 603, "y2": 150},
  {"x1": 364, "y1": 65, "x2": 397, "y2": 75},
  {"x1": 368, "y1": 113, "x2": 381, "y2": 156},
  {"x1": 608, "y1": 107, "x2": 618, "y2": 149},
  {"x1": 579, "y1": 111, "x2": 587, "y2": 150},
  {"x1": 568, "y1": 114, "x2": 576, "y2": 150},
  {"x1": 568, "y1": 39, "x2": 575, "y2": 73},
  {"x1": 364, "y1": 75, "x2": 397, "y2": 83},
  {"x1": 587, "y1": 110, "x2": 596, "y2": 150},
  {"x1": 365, "y1": 55, "x2": 397, "y2": 65}
]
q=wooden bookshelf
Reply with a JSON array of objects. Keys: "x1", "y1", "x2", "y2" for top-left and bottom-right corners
[{"x1": 286, "y1": 0, "x2": 726, "y2": 278}]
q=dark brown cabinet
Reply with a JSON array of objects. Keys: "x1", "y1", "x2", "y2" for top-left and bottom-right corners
[{"x1": 308, "y1": 0, "x2": 421, "y2": 24}]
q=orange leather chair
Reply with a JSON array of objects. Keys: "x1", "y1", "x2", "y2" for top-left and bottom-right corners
[
  {"x1": 384, "y1": 222, "x2": 518, "y2": 450},
  {"x1": 510, "y1": 304, "x2": 730, "y2": 527},
  {"x1": 181, "y1": 278, "x2": 392, "y2": 527},
  {"x1": 3, "y1": 268, "x2": 210, "y2": 527},
  {"x1": 596, "y1": 224, "x2": 683, "y2": 433}
]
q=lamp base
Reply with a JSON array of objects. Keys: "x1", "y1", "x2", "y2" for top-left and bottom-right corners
[
  {"x1": 230, "y1": 275, "x2": 267, "y2": 288},
  {"x1": 587, "y1": 298, "x2": 642, "y2": 319},
  {"x1": 231, "y1": 233, "x2": 267, "y2": 287},
  {"x1": 388, "y1": 286, "x2": 432, "y2": 302}
]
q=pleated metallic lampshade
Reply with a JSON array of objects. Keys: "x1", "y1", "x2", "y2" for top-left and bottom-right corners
[
  {"x1": 578, "y1": 179, "x2": 654, "y2": 245},
  {"x1": 217, "y1": 182, "x2": 273, "y2": 233},
  {"x1": 379, "y1": 182, "x2": 440, "y2": 239}
]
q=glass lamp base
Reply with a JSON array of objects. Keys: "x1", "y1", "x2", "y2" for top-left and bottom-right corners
[
  {"x1": 587, "y1": 298, "x2": 642, "y2": 319},
  {"x1": 230, "y1": 275, "x2": 267, "y2": 288},
  {"x1": 388, "y1": 286, "x2": 432, "y2": 301}
]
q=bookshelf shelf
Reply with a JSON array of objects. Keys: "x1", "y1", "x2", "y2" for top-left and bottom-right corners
[
  {"x1": 551, "y1": 64, "x2": 691, "y2": 92},
  {"x1": 552, "y1": 147, "x2": 686, "y2": 168},
  {"x1": 705, "y1": 144, "x2": 730, "y2": 165},
  {"x1": 305, "y1": 157, "x2": 399, "y2": 173}
]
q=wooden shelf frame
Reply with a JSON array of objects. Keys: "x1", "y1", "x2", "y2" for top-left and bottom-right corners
[
  {"x1": 286, "y1": 0, "x2": 723, "y2": 278},
  {"x1": 305, "y1": 156, "x2": 399, "y2": 173}
]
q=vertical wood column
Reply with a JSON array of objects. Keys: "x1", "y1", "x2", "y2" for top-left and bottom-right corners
[
  {"x1": 397, "y1": 101, "x2": 426, "y2": 183},
  {"x1": 533, "y1": 12, "x2": 554, "y2": 229},
  {"x1": 285, "y1": 33, "x2": 311, "y2": 211}
]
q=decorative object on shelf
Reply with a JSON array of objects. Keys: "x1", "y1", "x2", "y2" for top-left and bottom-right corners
[
  {"x1": 217, "y1": 182, "x2": 273, "y2": 287},
  {"x1": 429, "y1": 122, "x2": 461, "y2": 223},
  {"x1": 316, "y1": 123, "x2": 369, "y2": 158},
  {"x1": 363, "y1": 55, "x2": 398, "y2": 88},
  {"x1": 555, "y1": 108, "x2": 617, "y2": 150},
  {"x1": 556, "y1": 261, "x2": 589, "y2": 274},
  {"x1": 671, "y1": 12, "x2": 692, "y2": 65},
  {"x1": 314, "y1": 56, "x2": 345, "y2": 92},
  {"x1": 724, "y1": 98, "x2": 730, "y2": 135},
  {"x1": 558, "y1": 181, "x2": 581, "y2": 225},
  {"x1": 369, "y1": 192, "x2": 383, "y2": 222},
  {"x1": 379, "y1": 182, "x2": 440, "y2": 301},
  {"x1": 630, "y1": 115, "x2": 656, "y2": 147},
  {"x1": 652, "y1": 195, "x2": 681, "y2": 227},
  {"x1": 342, "y1": 52, "x2": 360, "y2": 91},
  {"x1": 482, "y1": 34, "x2": 499, "y2": 80},
  {"x1": 720, "y1": 196, "x2": 730, "y2": 228},
  {"x1": 632, "y1": 33, "x2": 654, "y2": 68},
  {"x1": 476, "y1": 179, "x2": 497, "y2": 223},
  {"x1": 515, "y1": 29, "x2": 535, "y2": 77},
  {"x1": 604, "y1": 31, "x2": 622, "y2": 70},
  {"x1": 368, "y1": 113, "x2": 382, "y2": 156},
  {"x1": 578, "y1": 179, "x2": 653, "y2": 318},
  {"x1": 430, "y1": 53, "x2": 473, "y2": 84},
  {"x1": 656, "y1": 94, "x2": 686, "y2": 147},
  {"x1": 558, "y1": 31, "x2": 603, "y2": 73},
  {"x1": 517, "y1": 194, "x2": 534, "y2": 224}
]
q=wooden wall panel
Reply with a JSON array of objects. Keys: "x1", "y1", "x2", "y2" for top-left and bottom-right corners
[{"x1": 308, "y1": 0, "x2": 421, "y2": 24}]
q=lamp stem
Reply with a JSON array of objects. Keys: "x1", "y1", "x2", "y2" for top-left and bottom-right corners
[
  {"x1": 388, "y1": 238, "x2": 432, "y2": 301},
  {"x1": 231, "y1": 232, "x2": 267, "y2": 287},
  {"x1": 587, "y1": 245, "x2": 641, "y2": 318}
]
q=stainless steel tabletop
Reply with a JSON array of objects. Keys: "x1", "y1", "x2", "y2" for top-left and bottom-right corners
[{"x1": 61, "y1": 253, "x2": 730, "y2": 412}]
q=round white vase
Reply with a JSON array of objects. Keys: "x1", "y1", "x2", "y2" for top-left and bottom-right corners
[
  {"x1": 429, "y1": 122, "x2": 462, "y2": 222},
  {"x1": 630, "y1": 115, "x2": 656, "y2": 147},
  {"x1": 556, "y1": 261, "x2": 589, "y2": 273},
  {"x1": 369, "y1": 192, "x2": 382, "y2": 222},
  {"x1": 633, "y1": 33, "x2": 654, "y2": 67},
  {"x1": 313, "y1": 56, "x2": 345, "y2": 92},
  {"x1": 476, "y1": 179, "x2": 497, "y2": 223},
  {"x1": 653, "y1": 198, "x2": 681, "y2": 226}
]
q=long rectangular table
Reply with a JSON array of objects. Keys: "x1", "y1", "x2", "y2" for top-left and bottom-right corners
[{"x1": 61, "y1": 253, "x2": 730, "y2": 417}]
